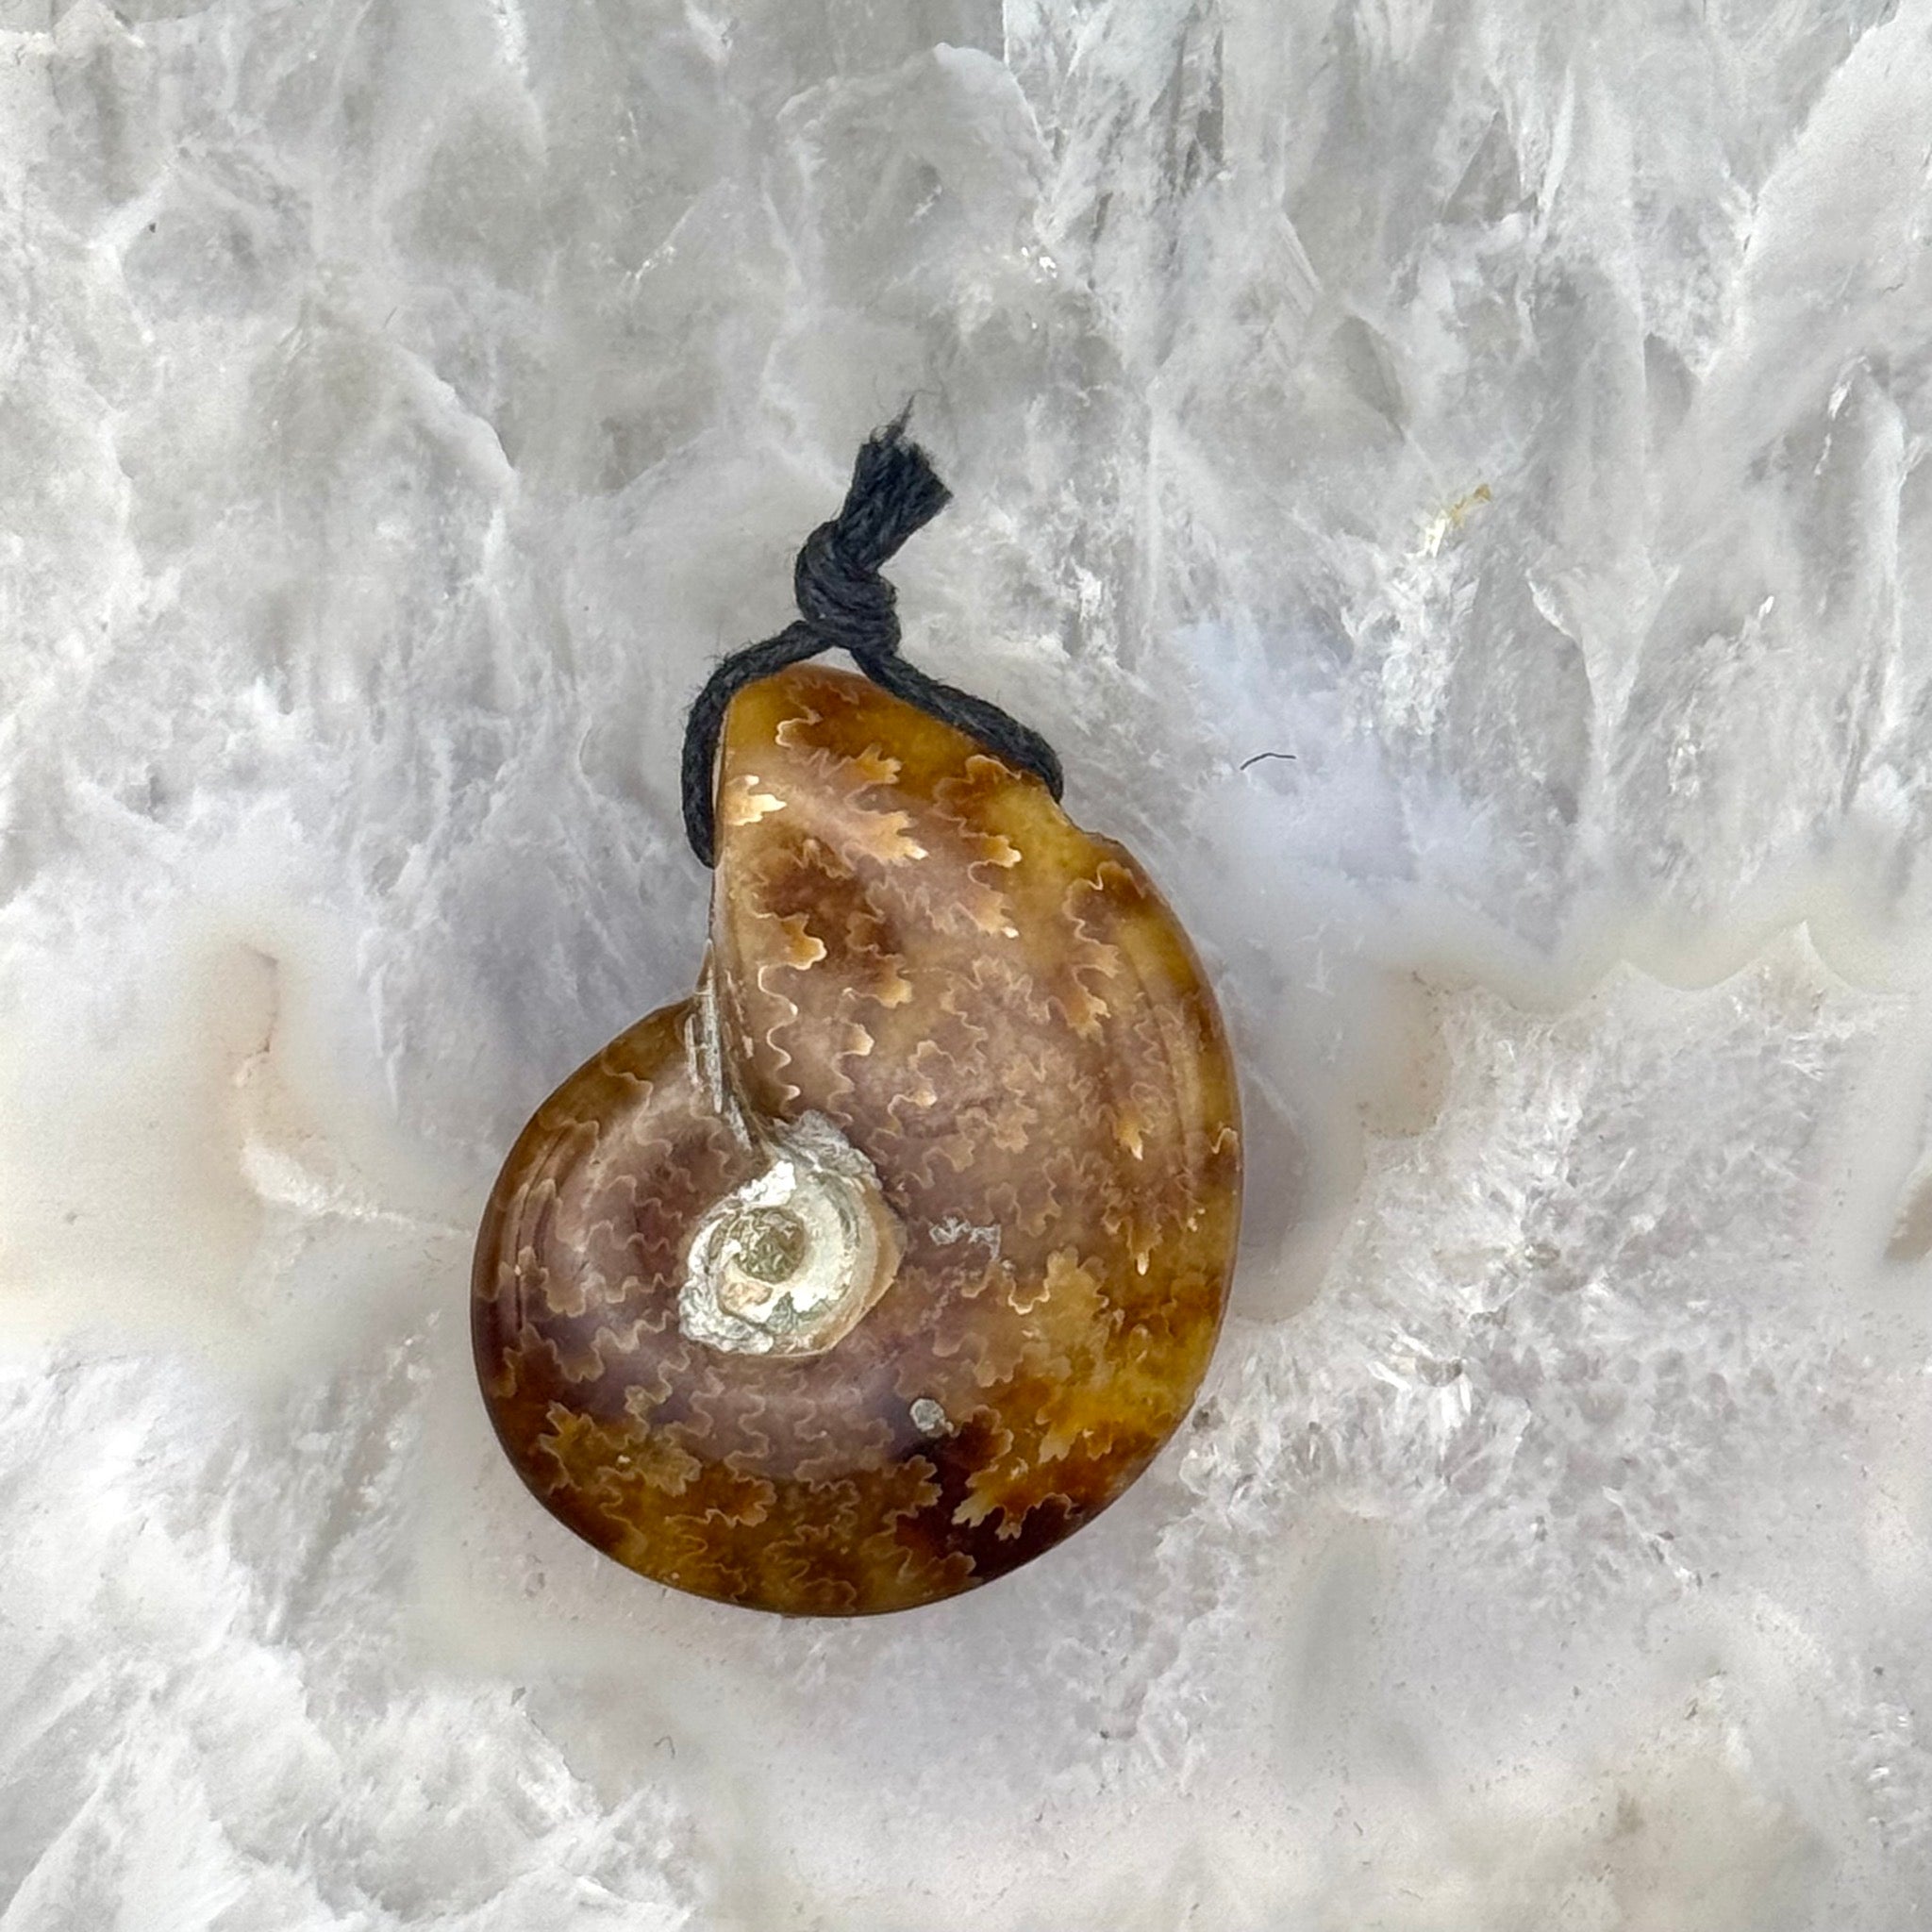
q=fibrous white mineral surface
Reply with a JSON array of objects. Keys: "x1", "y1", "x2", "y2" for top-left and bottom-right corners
[{"x1": 4, "y1": 1, "x2": 1931, "y2": 1925}]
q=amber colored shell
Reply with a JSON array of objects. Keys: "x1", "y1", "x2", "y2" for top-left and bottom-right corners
[{"x1": 472, "y1": 664, "x2": 1241, "y2": 1615}]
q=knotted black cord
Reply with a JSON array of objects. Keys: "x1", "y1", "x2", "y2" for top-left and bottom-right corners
[{"x1": 680, "y1": 415, "x2": 1064, "y2": 866}]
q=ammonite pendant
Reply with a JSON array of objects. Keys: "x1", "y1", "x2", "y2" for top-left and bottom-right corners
[
  {"x1": 474, "y1": 421, "x2": 1241, "y2": 1617},
  {"x1": 473, "y1": 664, "x2": 1241, "y2": 1614}
]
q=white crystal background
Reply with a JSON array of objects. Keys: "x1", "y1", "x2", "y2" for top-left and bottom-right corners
[{"x1": 4, "y1": 0, "x2": 1932, "y2": 1924}]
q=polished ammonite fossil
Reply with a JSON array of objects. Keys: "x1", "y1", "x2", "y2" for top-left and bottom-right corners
[{"x1": 473, "y1": 441, "x2": 1241, "y2": 1616}]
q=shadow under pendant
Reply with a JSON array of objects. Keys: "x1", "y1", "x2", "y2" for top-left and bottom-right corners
[{"x1": 473, "y1": 458, "x2": 1241, "y2": 1618}]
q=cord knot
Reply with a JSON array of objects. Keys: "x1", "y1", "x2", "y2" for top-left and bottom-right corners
[
  {"x1": 680, "y1": 414, "x2": 1065, "y2": 867},
  {"x1": 793, "y1": 519, "x2": 901, "y2": 661}
]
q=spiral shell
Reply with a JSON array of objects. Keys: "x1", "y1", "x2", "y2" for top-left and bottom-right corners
[{"x1": 473, "y1": 663, "x2": 1241, "y2": 1615}]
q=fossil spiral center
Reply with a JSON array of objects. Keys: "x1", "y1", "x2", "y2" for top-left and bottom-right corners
[
  {"x1": 720, "y1": 1206, "x2": 810, "y2": 1291},
  {"x1": 679, "y1": 1112, "x2": 904, "y2": 1357}
]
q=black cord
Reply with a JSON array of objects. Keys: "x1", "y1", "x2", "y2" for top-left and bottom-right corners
[{"x1": 680, "y1": 414, "x2": 1064, "y2": 866}]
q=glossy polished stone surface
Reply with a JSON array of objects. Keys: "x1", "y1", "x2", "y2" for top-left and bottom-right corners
[{"x1": 473, "y1": 665, "x2": 1241, "y2": 1614}]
